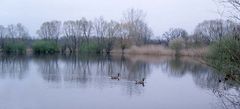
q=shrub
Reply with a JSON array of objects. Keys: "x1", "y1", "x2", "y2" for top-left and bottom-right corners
[
  {"x1": 169, "y1": 38, "x2": 185, "y2": 55},
  {"x1": 208, "y1": 38, "x2": 240, "y2": 74},
  {"x1": 79, "y1": 42, "x2": 103, "y2": 53},
  {"x1": 32, "y1": 40, "x2": 59, "y2": 54},
  {"x1": 3, "y1": 42, "x2": 26, "y2": 54}
]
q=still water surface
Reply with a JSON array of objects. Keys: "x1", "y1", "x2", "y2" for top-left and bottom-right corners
[{"x1": 0, "y1": 55, "x2": 239, "y2": 109}]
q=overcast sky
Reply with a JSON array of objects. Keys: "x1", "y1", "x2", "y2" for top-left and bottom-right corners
[{"x1": 0, "y1": 0, "x2": 221, "y2": 37}]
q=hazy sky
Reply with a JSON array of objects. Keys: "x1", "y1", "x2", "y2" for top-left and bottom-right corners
[{"x1": 0, "y1": 0, "x2": 221, "y2": 37}]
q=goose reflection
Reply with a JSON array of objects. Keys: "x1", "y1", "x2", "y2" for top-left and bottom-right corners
[
  {"x1": 135, "y1": 78, "x2": 145, "y2": 87},
  {"x1": 110, "y1": 73, "x2": 120, "y2": 80}
]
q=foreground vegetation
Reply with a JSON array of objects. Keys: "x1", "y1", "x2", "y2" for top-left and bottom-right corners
[{"x1": 208, "y1": 38, "x2": 240, "y2": 76}]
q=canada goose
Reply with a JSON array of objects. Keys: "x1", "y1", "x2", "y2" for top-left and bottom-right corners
[
  {"x1": 136, "y1": 78, "x2": 145, "y2": 85},
  {"x1": 111, "y1": 73, "x2": 120, "y2": 80},
  {"x1": 218, "y1": 80, "x2": 222, "y2": 83}
]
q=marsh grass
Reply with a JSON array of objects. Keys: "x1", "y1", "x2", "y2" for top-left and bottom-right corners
[{"x1": 111, "y1": 45, "x2": 207, "y2": 57}]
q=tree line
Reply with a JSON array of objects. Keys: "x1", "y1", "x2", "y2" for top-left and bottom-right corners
[
  {"x1": 0, "y1": 9, "x2": 152, "y2": 54},
  {"x1": 159, "y1": 19, "x2": 240, "y2": 47},
  {"x1": 0, "y1": 3, "x2": 240, "y2": 55},
  {"x1": 156, "y1": 0, "x2": 240, "y2": 76}
]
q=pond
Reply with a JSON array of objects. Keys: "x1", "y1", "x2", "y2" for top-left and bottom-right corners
[{"x1": 0, "y1": 54, "x2": 239, "y2": 109}]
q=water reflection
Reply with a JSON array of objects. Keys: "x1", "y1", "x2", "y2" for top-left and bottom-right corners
[
  {"x1": 212, "y1": 84, "x2": 240, "y2": 109},
  {"x1": 35, "y1": 55, "x2": 61, "y2": 83},
  {"x1": 62, "y1": 55, "x2": 92, "y2": 88},
  {"x1": 0, "y1": 55, "x2": 29, "y2": 79},
  {"x1": 161, "y1": 57, "x2": 240, "y2": 109},
  {"x1": 0, "y1": 54, "x2": 239, "y2": 109}
]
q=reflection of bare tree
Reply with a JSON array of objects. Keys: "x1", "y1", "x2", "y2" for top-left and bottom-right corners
[
  {"x1": 173, "y1": 58, "x2": 240, "y2": 109},
  {"x1": 95, "y1": 55, "x2": 150, "y2": 82},
  {"x1": 35, "y1": 55, "x2": 61, "y2": 83},
  {"x1": 158, "y1": 56, "x2": 240, "y2": 109},
  {"x1": 123, "y1": 83, "x2": 144, "y2": 96},
  {"x1": 63, "y1": 55, "x2": 91, "y2": 85},
  {"x1": 124, "y1": 60, "x2": 149, "y2": 81},
  {"x1": 161, "y1": 57, "x2": 210, "y2": 77},
  {"x1": 192, "y1": 69, "x2": 223, "y2": 90},
  {"x1": 60, "y1": 54, "x2": 150, "y2": 95},
  {"x1": 0, "y1": 55, "x2": 29, "y2": 79},
  {"x1": 162, "y1": 57, "x2": 187, "y2": 77},
  {"x1": 106, "y1": 56, "x2": 150, "y2": 95},
  {"x1": 157, "y1": 57, "x2": 186, "y2": 77},
  {"x1": 212, "y1": 85, "x2": 240, "y2": 109},
  {"x1": 161, "y1": 57, "x2": 228, "y2": 91}
]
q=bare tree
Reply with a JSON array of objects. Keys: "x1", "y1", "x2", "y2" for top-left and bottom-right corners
[
  {"x1": 105, "y1": 20, "x2": 120, "y2": 53},
  {"x1": 75, "y1": 20, "x2": 83, "y2": 47},
  {"x1": 16, "y1": 23, "x2": 29, "y2": 40},
  {"x1": 63, "y1": 19, "x2": 93, "y2": 53},
  {"x1": 123, "y1": 8, "x2": 146, "y2": 25},
  {"x1": 162, "y1": 28, "x2": 188, "y2": 43},
  {"x1": 137, "y1": 21, "x2": 153, "y2": 44},
  {"x1": 6, "y1": 23, "x2": 29, "y2": 42},
  {"x1": 37, "y1": 20, "x2": 61, "y2": 43},
  {"x1": 93, "y1": 17, "x2": 108, "y2": 45},
  {"x1": 224, "y1": 20, "x2": 240, "y2": 40},
  {"x1": 117, "y1": 23, "x2": 130, "y2": 54},
  {"x1": 217, "y1": 0, "x2": 240, "y2": 20},
  {"x1": 106, "y1": 21, "x2": 119, "y2": 39},
  {"x1": 7, "y1": 24, "x2": 17, "y2": 40},
  {"x1": 122, "y1": 8, "x2": 152, "y2": 45},
  {"x1": 193, "y1": 20, "x2": 225, "y2": 44},
  {"x1": 63, "y1": 20, "x2": 77, "y2": 53},
  {"x1": 0, "y1": 25, "x2": 6, "y2": 48},
  {"x1": 80, "y1": 17, "x2": 93, "y2": 44},
  {"x1": 194, "y1": 19, "x2": 240, "y2": 44}
]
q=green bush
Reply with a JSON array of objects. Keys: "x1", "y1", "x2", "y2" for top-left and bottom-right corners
[
  {"x1": 169, "y1": 38, "x2": 185, "y2": 55},
  {"x1": 3, "y1": 42, "x2": 26, "y2": 54},
  {"x1": 32, "y1": 40, "x2": 59, "y2": 54},
  {"x1": 208, "y1": 38, "x2": 240, "y2": 74},
  {"x1": 79, "y1": 42, "x2": 103, "y2": 53}
]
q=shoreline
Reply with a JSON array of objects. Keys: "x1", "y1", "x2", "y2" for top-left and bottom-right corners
[
  {"x1": 0, "y1": 45, "x2": 209, "y2": 58},
  {"x1": 111, "y1": 45, "x2": 208, "y2": 57}
]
